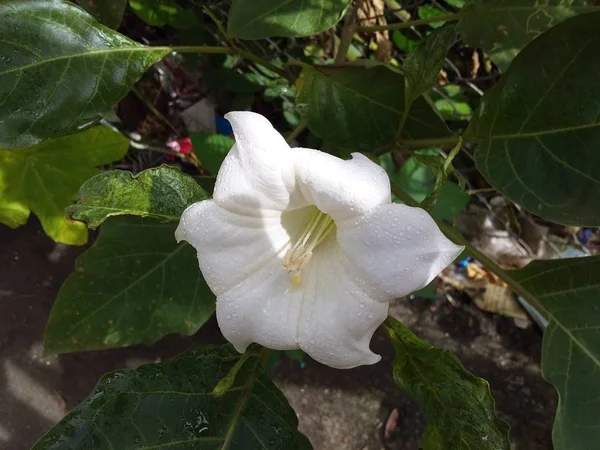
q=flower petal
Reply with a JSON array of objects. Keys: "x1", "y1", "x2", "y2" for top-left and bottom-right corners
[
  {"x1": 293, "y1": 149, "x2": 391, "y2": 221},
  {"x1": 337, "y1": 203, "x2": 463, "y2": 301},
  {"x1": 296, "y1": 235, "x2": 389, "y2": 369},
  {"x1": 215, "y1": 234, "x2": 388, "y2": 368},
  {"x1": 216, "y1": 258, "x2": 304, "y2": 353},
  {"x1": 214, "y1": 112, "x2": 304, "y2": 214},
  {"x1": 175, "y1": 200, "x2": 312, "y2": 296}
]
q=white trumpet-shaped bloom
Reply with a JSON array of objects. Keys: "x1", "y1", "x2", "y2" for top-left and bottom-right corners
[{"x1": 176, "y1": 112, "x2": 463, "y2": 369}]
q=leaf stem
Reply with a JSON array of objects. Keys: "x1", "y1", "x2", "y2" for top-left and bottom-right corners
[
  {"x1": 356, "y1": 13, "x2": 460, "y2": 33},
  {"x1": 404, "y1": 135, "x2": 462, "y2": 149},
  {"x1": 334, "y1": 2, "x2": 360, "y2": 64},
  {"x1": 390, "y1": 183, "x2": 548, "y2": 318},
  {"x1": 286, "y1": 120, "x2": 307, "y2": 143},
  {"x1": 211, "y1": 352, "x2": 253, "y2": 397},
  {"x1": 164, "y1": 45, "x2": 233, "y2": 55}
]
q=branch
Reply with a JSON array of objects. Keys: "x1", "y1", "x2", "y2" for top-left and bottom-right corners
[
  {"x1": 334, "y1": 2, "x2": 361, "y2": 64},
  {"x1": 356, "y1": 13, "x2": 460, "y2": 33}
]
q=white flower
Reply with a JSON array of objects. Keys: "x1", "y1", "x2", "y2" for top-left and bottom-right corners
[{"x1": 176, "y1": 112, "x2": 463, "y2": 369}]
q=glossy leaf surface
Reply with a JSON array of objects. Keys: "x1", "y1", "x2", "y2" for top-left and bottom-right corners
[
  {"x1": 0, "y1": 0, "x2": 169, "y2": 148},
  {"x1": 512, "y1": 256, "x2": 600, "y2": 450},
  {"x1": 227, "y1": 0, "x2": 351, "y2": 39},
  {"x1": 67, "y1": 166, "x2": 209, "y2": 228},
  {"x1": 297, "y1": 65, "x2": 451, "y2": 151},
  {"x1": 385, "y1": 317, "x2": 510, "y2": 450},
  {"x1": 34, "y1": 345, "x2": 312, "y2": 449},
  {"x1": 44, "y1": 218, "x2": 215, "y2": 354},
  {"x1": 0, "y1": 127, "x2": 129, "y2": 245},
  {"x1": 469, "y1": 12, "x2": 600, "y2": 226}
]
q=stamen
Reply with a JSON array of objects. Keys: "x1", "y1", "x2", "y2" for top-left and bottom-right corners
[{"x1": 282, "y1": 211, "x2": 335, "y2": 281}]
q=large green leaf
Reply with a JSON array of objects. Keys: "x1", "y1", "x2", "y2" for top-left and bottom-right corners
[
  {"x1": 190, "y1": 132, "x2": 235, "y2": 175},
  {"x1": 511, "y1": 255, "x2": 600, "y2": 450},
  {"x1": 468, "y1": 12, "x2": 600, "y2": 226},
  {"x1": 78, "y1": 0, "x2": 127, "y2": 29},
  {"x1": 297, "y1": 65, "x2": 451, "y2": 152},
  {"x1": 44, "y1": 217, "x2": 215, "y2": 354},
  {"x1": 34, "y1": 345, "x2": 312, "y2": 449},
  {"x1": 458, "y1": 0, "x2": 598, "y2": 70},
  {"x1": 0, "y1": 0, "x2": 169, "y2": 148},
  {"x1": 67, "y1": 166, "x2": 208, "y2": 228},
  {"x1": 385, "y1": 317, "x2": 510, "y2": 449},
  {"x1": 0, "y1": 127, "x2": 129, "y2": 245},
  {"x1": 227, "y1": 0, "x2": 351, "y2": 39},
  {"x1": 403, "y1": 24, "x2": 457, "y2": 105}
]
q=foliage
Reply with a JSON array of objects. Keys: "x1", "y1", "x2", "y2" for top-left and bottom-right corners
[
  {"x1": 1, "y1": 0, "x2": 598, "y2": 448},
  {"x1": 0, "y1": 127, "x2": 129, "y2": 244},
  {"x1": 385, "y1": 317, "x2": 510, "y2": 449},
  {"x1": 33, "y1": 345, "x2": 311, "y2": 449},
  {"x1": 0, "y1": 0, "x2": 169, "y2": 148}
]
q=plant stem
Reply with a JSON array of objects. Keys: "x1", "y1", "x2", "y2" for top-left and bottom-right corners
[
  {"x1": 334, "y1": 2, "x2": 360, "y2": 64},
  {"x1": 390, "y1": 183, "x2": 548, "y2": 318},
  {"x1": 165, "y1": 45, "x2": 233, "y2": 55},
  {"x1": 466, "y1": 187, "x2": 496, "y2": 195},
  {"x1": 286, "y1": 120, "x2": 308, "y2": 143},
  {"x1": 404, "y1": 135, "x2": 462, "y2": 149},
  {"x1": 443, "y1": 137, "x2": 462, "y2": 173},
  {"x1": 356, "y1": 13, "x2": 460, "y2": 33}
]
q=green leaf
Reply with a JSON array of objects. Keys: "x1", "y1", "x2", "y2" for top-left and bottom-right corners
[
  {"x1": 129, "y1": 0, "x2": 197, "y2": 28},
  {"x1": 392, "y1": 154, "x2": 469, "y2": 221},
  {"x1": 190, "y1": 132, "x2": 235, "y2": 175},
  {"x1": 67, "y1": 166, "x2": 209, "y2": 229},
  {"x1": 44, "y1": 217, "x2": 215, "y2": 354},
  {"x1": 0, "y1": 0, "x2": 169, "y2": 148},
  {"x1": 431, "y1": 85, "x2": 472, "y2": 120},
  {"x1": 0, "y1": 127, "x2": 129, "y2": 245},
  {"x1": 404, "y1": 25, "x2": 456, "y2": 105},
  {"x1": 468, "y1": 13, "x2": 600, "y2": 226},
  {"x1": 446, "y1": 0, "x2": 465, "y2": 7},
  {"x1": 385, "y1": 316, "x2": 510, "y2": 449},
  {"x1": 227, "y1": 0, "x2": 351, "y2": 39},
  {"x1": 391, "y1": 30, "x2": 419, "y2": 53},
  {"x1": 203, "y1": 68, "x2": 263, "y2": 94},
  {"x1": 0, "y1": 200, "x2": 30, "y2": 229},
  {"x1": 418, "y1": 5, "x2": 447, "y2": 28},
  {"x1": 510, "y1": 255, "x2": 600, "y2": 450},
  {"x1": 415, "y1": 281, "x2": 436, "y2": 299},
  {"x1": 458, "y1": 0, "x2": 598, "y2": 70},
  {"x1": 296, "y1": 65, "x2": 451, "y2": 152},
  {"x1": 78, "y1": 0, "x2": 127, "y2": 29},
  {"x1": 33, "y1": 345, "x2": 312, "y2": 449}
]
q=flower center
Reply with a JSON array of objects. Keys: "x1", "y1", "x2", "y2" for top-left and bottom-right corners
[{"x1": 282, "y1": 210, "x2": 335, "y2": 283}]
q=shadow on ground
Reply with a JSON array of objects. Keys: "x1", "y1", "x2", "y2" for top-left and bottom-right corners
[{"x1": 0, "y1": 219, "x2": 556, "y2": 449}]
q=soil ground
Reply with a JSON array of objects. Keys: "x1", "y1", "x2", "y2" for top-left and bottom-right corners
[{"x1": 1, "y1": 219, "x2": 557, "y2": 450}]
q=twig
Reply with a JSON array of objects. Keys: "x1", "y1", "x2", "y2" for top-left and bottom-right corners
[
  {"x1": 286, "y1": 120, "x2": 307, "y2": 143},
  {"x1": 334, "y1": 2, "x2": 361, "y2": 64},
  {"x1": 356, "y1": 13, "x2": 460, "y2": 33}
]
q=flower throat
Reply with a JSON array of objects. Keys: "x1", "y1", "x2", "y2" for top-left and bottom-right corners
[{"x1": 282, "y1": 210, "x2": 335, "y2": 282}]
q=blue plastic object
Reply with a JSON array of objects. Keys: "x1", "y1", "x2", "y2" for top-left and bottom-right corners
[{"x1": 215, "y1": 115, "x2": 233, "y2": 136}]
